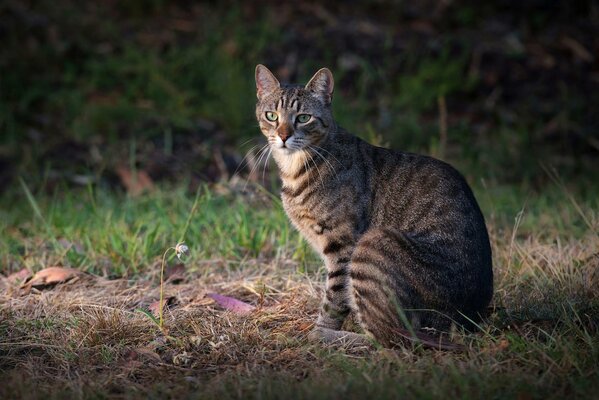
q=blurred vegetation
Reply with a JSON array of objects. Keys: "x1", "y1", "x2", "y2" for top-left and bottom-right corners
[{"x1": 0, "y1": 0, "x2": 597, "y2": 194}]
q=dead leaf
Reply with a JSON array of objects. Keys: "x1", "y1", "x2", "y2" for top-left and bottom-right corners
[
  {"x1": 127, "y1": 347, "x2": 162, "y2": 363},
  {"x1": 297, "y1": 321, "x2": 313, "y2": 332},
  {"x1": 497, "y1": 338, "x2": 510, "y2": 351},
  {"x1": 206, "y1": 293, "x2": 255, "y2": 315},
  {"x1": 148, "y1": 296, "x2": 177, "y2": 317},
  {"x1": 115, "y1": 166, "x2": 154, "y2": 196},
  {"x1": 122, "y1": 347, "x2": 162, "y2": 371},
  {"x1": 5, "y1": 268, "x2": 30, "y2": 284},
  {"x1": 488, "y1": 338, "x2": 510, "y2": 355},
  {"x1": 560, "y1": 36, "x2": 593, "y2": 63},
  {"x1": 165, "y1": 263, "x2": 186, "y2": 284},
  {"x1": 188, "y1": 292, "x2": 214, "y2": 307},
  {"x1": 21, "y1": 267, "x2": 82, "y2": 292}
]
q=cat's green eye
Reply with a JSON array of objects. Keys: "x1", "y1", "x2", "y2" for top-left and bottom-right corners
[
  {"x1": 297, "y1": 114, "x2": 311, "y2": 123},
  {"x1": 265, "y1": 111, "x2": 278, "y2": 122}
]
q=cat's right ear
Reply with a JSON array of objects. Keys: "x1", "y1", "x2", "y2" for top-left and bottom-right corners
[
  {"x1": 255, "y1": 64, "x2": 280, "y2": 99},
  {"x1": 305, "y1": 68, "x2": 334, "y2": 105}
]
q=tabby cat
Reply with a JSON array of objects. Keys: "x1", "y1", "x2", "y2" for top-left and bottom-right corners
[{"x1": 255, "y1": 64, "x2": 493, "y2": 347}]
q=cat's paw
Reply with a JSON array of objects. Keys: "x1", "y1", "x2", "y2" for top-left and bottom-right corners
[{"x1": 308, "y1": 326, "x2": 373, "y2": 349}]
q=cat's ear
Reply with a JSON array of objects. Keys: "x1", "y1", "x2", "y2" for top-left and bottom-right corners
[
  {"x1": 305, "y1": 68, "x2": 334, "y2": 104},
  {"x1": 255, "y1": 64, "x2": 280, "y2": 99}
]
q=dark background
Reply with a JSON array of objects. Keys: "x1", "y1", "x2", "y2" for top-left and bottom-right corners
[{"x1": 1, "y1": 0, "x2": 598, "y2": 196}]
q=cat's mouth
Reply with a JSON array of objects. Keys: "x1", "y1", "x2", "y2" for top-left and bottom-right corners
[
  {"x1": 278, "y1": 145, "x2": 299, "y2": 155},
  {"x1": 273, "y1": 136, "x2": 303, "y2": 153}
]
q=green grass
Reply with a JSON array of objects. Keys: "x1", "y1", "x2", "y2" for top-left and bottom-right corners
[
  {"x1": 2, "y1": 177, "x2": 595, "y2": 280},
  {"x1": 0, "y1": 183, "x2": 319, "y2": 278},
  {"x1": 0, "y1": 181, "x2": 598, "y2": 399}
]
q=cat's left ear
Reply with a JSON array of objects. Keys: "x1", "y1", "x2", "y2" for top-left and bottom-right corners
[
  {"x1": 255, "y1": 64, "x2": 280, "y2": 99},
  {"x1": 305, "y1": 68, "x2": 334, "y2": 105}
]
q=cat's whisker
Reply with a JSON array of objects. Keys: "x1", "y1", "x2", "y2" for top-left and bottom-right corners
[
  {"x1": 238, "y1": 137, "x2": 257, "y2": 148},
  {"x1": 262, "y1": 147, "x2": 273, "y2": 184},
  {"x1": 311, "y1": 144, "x2": 342, "y2": 171},
  {"x1": 243, "y1": 144, "x2": 270, "y2": 192},
  {"x1": 302, "y1": 152, "x2": 315, "y2": 193},
  {"x1": 249, "y1": 144, "x2": 270, "y2": 173},
  {"x1": 306, "y1": 150, "x2": 326, "y2": 190},
  {"x1": 232, "y1": 143, "x2": 263, "y2": 179},
  {"x1": 308, "y1": 145, "x2": 338, "y2": 181},
  {"x1": 254, "y1": 145, "x2": 272, "y2": 178}
]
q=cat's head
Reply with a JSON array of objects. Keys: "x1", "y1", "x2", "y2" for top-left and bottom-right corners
[{"x1": 255, "y1": 65, "x2": 334, "y2": 154}]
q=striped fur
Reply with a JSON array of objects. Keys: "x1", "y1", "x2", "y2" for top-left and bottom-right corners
[{"x1": 255, "y1": 65, "x2": 493, "y2": 347}]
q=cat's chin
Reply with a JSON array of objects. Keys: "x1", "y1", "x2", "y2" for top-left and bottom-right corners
[{"x1": 275, "y1": 146, "x2": 302, "y2": 155}]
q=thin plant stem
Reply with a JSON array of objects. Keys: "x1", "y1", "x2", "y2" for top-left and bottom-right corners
[
  {"x1": 178, "y1": 185, "x2": 203, "y2": 244},
  {"x1": 159, "y1": 246, "x2": 175, "y2": 330}
]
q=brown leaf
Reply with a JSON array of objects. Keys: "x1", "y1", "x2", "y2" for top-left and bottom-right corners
[
  {"x1": 165, "y1": 263, "x2": 186, "y2": 284},
  {"x1": 115, "y1": 166, "x2": 154, "y2": 196},
  {"x1": 21, "y1": 267, "x2": 82, "y2": 292},
  {"x1": 148, "y1": 296, "x2": 177, "y2": 317},
  {"x1": 188, "y1": 292, "x2": 214, "y2": 307},
  {"x1": 297, "y1": 321, "x2": 313, "y2": 332},
  {"x1": 127, "y1": 347, "x2": 162, "y2": 363},
  {"x1": 560, "y1": 36, "x2": 593, "y2": 63},
  {"x1": 122, "y1": 347, "x2": 162, "y2": 371},
  {"x1": 206, "y1": 293, "x2": 255, "y2": 315},
  {"x1": 5, "y1": 268, "x2": 30, "y2": 284}
]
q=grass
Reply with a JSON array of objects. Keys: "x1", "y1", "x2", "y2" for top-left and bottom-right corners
[{"x1": 0, "y1": 180, "x2": 598, "y2": 399}]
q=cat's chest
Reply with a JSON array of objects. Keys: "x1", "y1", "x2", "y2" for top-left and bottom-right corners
[
  {"x1": 283, "y1": 198, "x2": 327, "y2": 235},
  {"x1": 281, "y1": 194, "x2": 332, "y2": 245}
]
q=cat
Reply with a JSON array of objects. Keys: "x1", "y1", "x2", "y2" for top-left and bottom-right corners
[{"x1": 254, "y1": 64, "x2": 493, "y2": 347}]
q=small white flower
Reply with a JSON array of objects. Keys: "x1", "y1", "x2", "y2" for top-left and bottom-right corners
[{"x1": 175, "y1": 242, "x2": 189, "y2": 260}]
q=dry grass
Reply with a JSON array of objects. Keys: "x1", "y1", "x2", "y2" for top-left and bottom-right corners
[{"x1": 1, "y1": 220, "x2": 598, "y2": 399}]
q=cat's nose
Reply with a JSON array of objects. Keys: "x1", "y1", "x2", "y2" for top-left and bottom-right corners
[{"x1": 277, "y1": 123, "x2": 293, "y2": 143}]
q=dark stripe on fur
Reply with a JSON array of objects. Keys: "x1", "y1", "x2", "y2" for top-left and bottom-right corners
[
  {"x1": 328, "y1": 268, "x2": 348, "y2": 279},
  {"x1": 350, "y1": 268, "x2": 383, "y2": 285},
  {"x1": 299, "y1": 188, "x2": 319, "y2": 206},
  {"x1": 329, "y1": 283, "x2": 345, "y2": 292},
  {"x1": 323, "y1": 240, "x2": 345, "y2": 255},
  {"x1": 315, "y1": 116, "x2": 328, "y2": 128},
  {"x1": 290, "y1": 162, "x2": 310, "y2": 179},
  {"x1": 288, "y1": 178, "x2": 311, "y2": 198}
]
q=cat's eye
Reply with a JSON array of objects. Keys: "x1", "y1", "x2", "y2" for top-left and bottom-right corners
[
  {"x1": 265, "y1": 111, "x2": 278, "y2": 122},
  {"x1": 297, "y1": 114, "x2": 311, "y2": 123}
]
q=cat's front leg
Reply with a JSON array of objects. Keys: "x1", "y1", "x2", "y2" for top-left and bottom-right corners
[{"x1": 315, "y1": 243, "x2": 354, "y2": 330}]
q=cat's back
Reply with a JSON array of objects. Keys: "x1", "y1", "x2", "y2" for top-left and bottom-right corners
[
  {"x1": 358, "y1": 142, "x2": 485, "y2": 233},
  {"x1": 341, "y1": 136, "x2": 491, "y2": 271}
]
